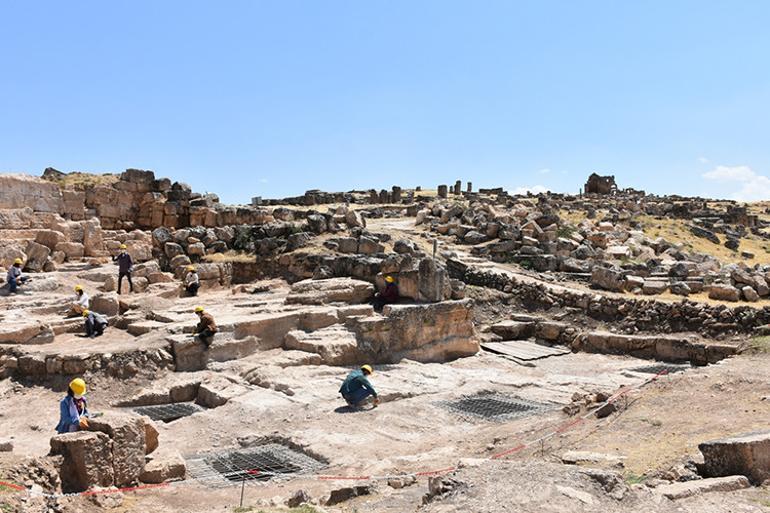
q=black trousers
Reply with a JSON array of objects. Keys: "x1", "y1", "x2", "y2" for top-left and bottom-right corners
[
  {"x1": 186, "y1": 283, "x2": 200, "y2": 296},
  {"x1": 118, "y1": 272, "x2": 133, "y2": 294},
  {"x1": 85, "y1": 320, "x2": 106, "y2": 337},
  {"x1": 197, "y1": 329, "x2": 215, "y2": 347}
]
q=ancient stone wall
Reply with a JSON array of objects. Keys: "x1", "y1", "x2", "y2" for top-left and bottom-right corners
[{"x1": 447, "y1": 259, "x2": 770, "y2": 336}]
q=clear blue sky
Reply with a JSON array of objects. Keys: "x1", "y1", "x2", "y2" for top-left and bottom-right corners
[{"x1": 3, "y1": 1, "x2": 770, "y2": 203}]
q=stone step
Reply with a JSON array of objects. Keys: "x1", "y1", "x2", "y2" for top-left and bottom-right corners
[
  {"x1": 656, "y1": 475, "x2": 750, "y2": 500},
  {"x1": 283, "y1": 326, "x2": 359, "y2": 365}
]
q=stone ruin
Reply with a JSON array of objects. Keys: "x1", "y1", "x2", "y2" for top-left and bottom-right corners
[
  {"x1": 584, "y1": 172, "x2": 617, "y2": 195},
  {"x1": 2, "y1": 169, "x2": 770, "y2": 512}
]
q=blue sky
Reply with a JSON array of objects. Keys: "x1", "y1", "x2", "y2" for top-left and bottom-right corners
[{"x1": 2, "y1": 1, "x2": 770, "y2": 204}]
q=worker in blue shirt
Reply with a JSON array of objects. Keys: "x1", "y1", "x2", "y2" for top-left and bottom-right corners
[{"x1": 339, "y1": 364, "x2": 380, "y2": 408}]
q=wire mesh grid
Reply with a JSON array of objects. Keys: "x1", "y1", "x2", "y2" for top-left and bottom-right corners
[
  {"x1": 438, "y1": 393, "x2": 554, "y2": 422},
  {"x1": 133, "y1": 403, "x2": 205, "y2": 423},
  {"x1": 186, "y1": 443, "x2": 326, "y2": 487},
  {"x1": 630, "y1": 363, "x2": 690, "y2": 375}
]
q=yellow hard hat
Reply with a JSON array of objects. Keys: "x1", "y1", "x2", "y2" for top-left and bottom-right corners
[
  {"x1": 82, "y1": 309, "x2": 90, "y2": 317},
  {"x1": 69, "y1": 378, "x2": 86, "y2": 396},
  {"x1": 385, "y1": 275, "x2": 395, "y2": 283},
  {"x1": 74, "y1": 285, "x2": 83, "y2": 292},
  {"x1": 119, "y1": 244, "x2": 127, "y2": 250},
  {"x1": 194, "y1": 306, "x2": 204, "y2": 313},
  {"x1": 13, "y1": 258, "x2": 23, "y2": 265},
  {"x1": 186, "y1": 265, "x2": 196, "y2": 271},
  {"x1": 361, "y1": 364, "x2": 373, "y2": 375}
]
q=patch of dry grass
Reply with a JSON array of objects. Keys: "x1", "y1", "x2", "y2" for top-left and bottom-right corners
[
  {"x1": 47, "y1": 172, "x2": 120, "y2": 189},
  {"x1": 636, "y1": 215, "x2": 770, "y2": 265},
  {"x1": 203, "y1": 251, "x2": 255, "y2": 263}
]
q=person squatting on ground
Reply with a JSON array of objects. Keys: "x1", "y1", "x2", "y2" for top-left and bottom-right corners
[
  {"x1": 193, "y1": 306, "x2": 218, "y2": 348},
  {"x1": 184, "y1": 266, "x2": 200, "y2": 297},
  {"x1": 83, "y1": 309, "x2": 108, "y2": 338},
  {"x1": 69, "y1": 285, "x2": 90, "y2": 316},
  {"x1": 56, "y1": 378, "x2": 90, "y2": 433},
  {"x1": 339, "y1": 364, "x2": 380, "y2": 408},
  {"x1": 6, "y1": 258, "x2": 29, "y2": 294},
  {"x1": 372, "y1": 275, "x2": 399, "y2": 311},
  {"x1": 112, "y1": 244, "x2": 133, "y2": 294}
]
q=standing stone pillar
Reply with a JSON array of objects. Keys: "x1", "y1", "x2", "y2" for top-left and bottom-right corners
[
  {"x1": 391, "y1": 186, "x2": 402, "y2": 203},
  {"x1": 379, "y1": 190, "x2": 390, "y2": 203},
  {"x1": 467, "y1": 182, "x2": 472, "y2": 193},
  {"x1": 416, "y1": 186, "x2": 422, "y2": 192},
  {"x1": 454, "y1": 180, "x2": 462, "y2": 195},
  {"x1": 437, "y1": 185, "x2": 448, "y2": 199}
]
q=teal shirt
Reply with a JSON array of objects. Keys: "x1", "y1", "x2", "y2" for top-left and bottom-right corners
[{"x1": 339, "y1": 369, "x2": 377, "y2": 398}]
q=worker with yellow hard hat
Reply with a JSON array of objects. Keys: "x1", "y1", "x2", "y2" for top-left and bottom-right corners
[
  {"x1": 6, "y1": 257, "x2": 28, "y2": 294},
  {"x1": 193, "y1": 306, "x2": 218, "y2": 348},
  {"x1": 339, "y1": 364, "x2": 380, "y2": 409},
  {"x1": 68, "y1": 284, "x2": 90, "y2": 317},
  {"x1": 111, "y1": 243, "x2": 134, "y2": 294},
  {"x1": 372, "y1": 275, "x2": 400, "y2": 312},
  {"x1": 56, "y1": 378, "x2": 90, "y2": 433},
  {"x1": 184, "y1": 265, "x2": 200, "y2": 297},
  {"x1": 82, "y1": 309, "x2": 108, "y2": 338}
]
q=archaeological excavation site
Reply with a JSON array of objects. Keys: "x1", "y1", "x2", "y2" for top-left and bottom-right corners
[{"x1": 4, "y1": 169, "x2": 770, "y2": 513}]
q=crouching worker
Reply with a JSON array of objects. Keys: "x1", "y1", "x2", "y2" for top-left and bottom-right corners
[
  {"x1": 339, "y1": 364, "x2": 380, "y2": 409},
  {"x1": 68, "y1": 285, "x2": 90, "y2": 316},
  {"x1": 193, "y1": 306, "x2": 217, "y2": 348},
  {"x1": 372, "y1": 275, "x2": 399, "y2": 311},
  {"x1": 6, "y1": 258, "x2": 29, "y2": 294},
  {"x1": 56, "y1": 378, "x2": 90, "y2": 433},
  {"x1": 83, "y1": 309, "x2": 108, "y2": 338},
  {"x1": 184, "y1": 266, "x2": 200, "y2": 297}
]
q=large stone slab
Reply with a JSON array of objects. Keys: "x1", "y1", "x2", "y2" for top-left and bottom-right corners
[
  {"x1": 0, "y1": 175, "x2": 63, "y2": 213},
  {"x1": 656, "y1": 475, "x2": 750, "y2": 500},
  {"x1": 351, "y1": 300, "x2": 478, "y2": 363},
  {"x1": 284, "y1": 326, "x2": 359, "y2": 365},
  {"x1": 285, "y1": 277, "x2": 375, "y2": 305},
  {"x1": 699, "y1": 431, "x2": 770, "y2": 484}
]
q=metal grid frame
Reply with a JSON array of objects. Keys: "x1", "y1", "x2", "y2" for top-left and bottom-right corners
[
  {"x1": 133, "y1": 403, "x2": 206, "y2": 423},
  {"x1": 439, "y1": 393, "x2": 553, "y2": 422},
  {"x1": 630, "y1": 363, "x2": 690, "y2": 375},
  {"x1": 186, "y1": 443, "x2": 326, "y2": 486}
]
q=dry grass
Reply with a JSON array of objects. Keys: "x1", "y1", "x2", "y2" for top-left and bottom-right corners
[
  {"x1": 46, "y1": 172, "x2": 120, "y2": 189},
  {"x1": 203, "y1": 251, "x2": 255, "y2": 263},
  {"x1": 636, "y1": 215, "x2": 770, "y2": 265}
]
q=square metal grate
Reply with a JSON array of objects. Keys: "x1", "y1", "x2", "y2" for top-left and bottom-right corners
[
  {"x1": 631, "y1": 363, "x2": 690, "y2": 375},
  {"x1": 186, "y1": 443, "x2": 326, "y2": 485},
  {"x1": 439, "y1": 393, "x2": 552, "y2": 421},
  {"x1": 133, "y1": 402, "x2": 205, "y2": 423}
]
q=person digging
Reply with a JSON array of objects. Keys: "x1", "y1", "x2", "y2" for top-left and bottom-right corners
[
  {"x1": 82, "y1": 309, "x2": 108, "y2": 338},
  {"x1": 193, "y1": 306, "x2": 218, "y2": 348},
  {"x1": 6, "y1": 258, "x2": 29, "y2": 294},
  {"x1": 339, "y1": 364, "x2": 380, "y2": 409}
]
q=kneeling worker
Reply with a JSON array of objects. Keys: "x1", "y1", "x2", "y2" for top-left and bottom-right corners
[
  {"x1": 6, "y1": 258, "x2": 29, "y2": 294},
  {"x1": 339, "y1": 364, "x2": 380, "y2": 408},
  {"x1": 82, "y1": 309, "x2": 108, "y2": 338},
  {"x1": 373, "y1": 275, "x2": 399, "y2": 311},
  {"x1": 193, "y1": 306, "x2": 218, "y2": 348},
  {"x1": 184, "y1": 266, "x2": 200, "y2": 297},
  {"x1": 56, "y1": 378, "x2": 90, "y2": 433},
  {"x1": 69, "y1": 285, "x2": 90, "y2": 316}
]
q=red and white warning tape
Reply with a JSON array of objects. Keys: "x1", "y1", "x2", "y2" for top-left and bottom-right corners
[{"x1": 1, "y1": 370, "x2": 669, "y2": 499}]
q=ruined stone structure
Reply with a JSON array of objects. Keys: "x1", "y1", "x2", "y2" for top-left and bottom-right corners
[{"x1": 584, "y1": 173, "x2": 617, "y2": 195}]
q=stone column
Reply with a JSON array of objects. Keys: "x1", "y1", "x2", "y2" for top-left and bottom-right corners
[
  {"x1": 467, "y1": 182, "x2": 472, "y2": 193},
  {"x1": 391, "y1": 186, "x2": 402, "y2": 203},
  {"x1": 437, "y1": 185, "x2": 448, "y2": 199},
  {"x1": 454, "y1": 180, "x2": 462, "y2": 195}
]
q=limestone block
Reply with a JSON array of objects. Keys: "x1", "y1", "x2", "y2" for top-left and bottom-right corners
[
  {"x1": 50, "y1": 431, "x2": 114, "y2": 492},
  {"x1": 87, "y1": 413, "x2": 147, "y2": 487}
]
